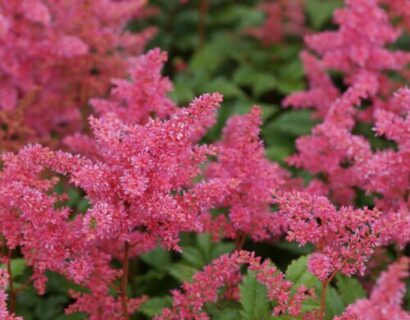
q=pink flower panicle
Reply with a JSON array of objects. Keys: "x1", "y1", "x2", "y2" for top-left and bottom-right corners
[
  {"x1": 274, "y1": 191, "x2": 393, "y2": 279},
  {"x1": 305, "y1": 0, "x2": 406, "y2": 75},
  {"x1": 283, "y1": 0, "x2": 410, "y2": 205},
  {"x1": 0, "y1": 269, "x2": 22, "y2": 320},
  {"x1": 206, "y1": 107, "x2": 292, "y2": 241},
  {"x1": 90, "y1": 48, "x2": 176, "y2": 125},
  {"x1": 65, "y1": 93, "x2": 227, "y2": 250},
  {"x1": 247, "y1": 0, "x2": 305, "y2": 46},
  {"x1": 156, "y1": 250, "x2": 313, "y2": 320},
  {"x1": 0, "y1": 91, "x2": 231, "y2": 317},
  {"x1": 284, "y1": 51, "x2": 340, "y2": 118},
  {"x1": 0, "y1": 0, "x2": 154, "y2": 148},
  {"x1": 336, "y1": 257, "x2": 410, "y2": 320}
]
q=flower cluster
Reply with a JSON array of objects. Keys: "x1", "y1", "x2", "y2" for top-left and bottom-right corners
[
  {"x1": 0, "y1": 0, "x2": 153, "y2": 150},
  {"x1": 284, "y1": 0, "x2": 410, "y2": 206},
  {"x1": 336, "y1": 257, "x2": 410, "y2": 320},
  {"x1": 0, "y1": 0, "x2": 409, "y2": 319},
  {"x1": 274, "y1": 191, "x2": 393, "y2": 280},
  {"x1": 206, "y1": 107, "x2": 293, "y2": 241},
  {"x1": 0, "y1": 269, "x2": 21, "y2": 320},
  {"x1": 247, "y1": 0, "x2": 305, "y2": 46},
  {"x1": 157, "y1": 250, "x2": 314, "y2": 320}
]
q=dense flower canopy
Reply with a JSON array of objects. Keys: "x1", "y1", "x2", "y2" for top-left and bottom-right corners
[{"x1": 0, "y1": 0, "x2": 409, "y2": 319}]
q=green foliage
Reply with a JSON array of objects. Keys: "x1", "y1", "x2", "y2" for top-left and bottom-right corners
[
  {"x1": 139, "y1": 297, "x2": 172, "y2": 318},
  {"x1": 239, "y1": 271, "x2": 271, "y2": 320},
  {"x1": 335, "y1": 274, "x2": 366, "y2": 306},
  {"x1": 305, "y1": 0, "x2": 343, "y2": 29},
  {"x1": 16, "y1": 272, "x2": 86, "y2": 320},
  {"x1": 168, "y1": 234, "x2": 235, "y2": 282},
  {"x1": 284, "y1": 256, "x2": 350, "y2": 319}
]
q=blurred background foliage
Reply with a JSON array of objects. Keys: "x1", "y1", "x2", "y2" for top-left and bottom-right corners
[{"x1": 7, "y1": 0, "x2": 410, "y2": 319}]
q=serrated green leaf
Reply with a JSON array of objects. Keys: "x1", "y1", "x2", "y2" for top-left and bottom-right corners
[
  {"x1": 233, "y1": 67, "x2": 276, "y2": 97},
  {"x1": 1, "y1": 258, "x2": 27, "y2": 280},
  {"x1": 139, "y1": 297, "x2": 172, "y2": 317},
  {"x1": 168, "y1": 263, "x2": 198, "y2": 282},
  {"x1": 206, "y1": 303, "x2": 242, "y2": 320},
  {"x1": 239, "y1": 271, "x2": 271, "y2": 320},
  {"x1": 287, "y1": 262, "x2": 321, "y2": 294},
  {"x1": 325, "y1": 287, "x2": 344, "y2": 319},
  {"x1": 275, "y1": 242, "x2": 314, "y2": 256},
  {"x1": 140, "y1": 248, "x2": 171, "y2": 271},
  {"x1": 285, "y1": 256, "x2": 320, "y2": 314},
  {"x1": 335, "y1": 274, "x2": 366, "y2": 306},
  {"x1": 181, "y1": 246, "x2": 205, "y2": 268},
  {"x1": 203, "y1": 77, "x2": 245, "y2": 99},
  {"x1": 268, "y1": 110, "x2": 317, "y2": 137},
  {"x1": 305, "y1": 0, "x2": 343, "y2": 29},
  {"x1": 11, "y1": 258, "x2": 27, "y2": 279}
]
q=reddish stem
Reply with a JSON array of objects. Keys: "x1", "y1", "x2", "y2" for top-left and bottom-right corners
[
  {"x1": 198, "y1": 0, "x2": 210, "y2": 47},
  {"x1": 6, "y1": 249, "x2": 15, "y2": 314},
  {"x1": 318, "y1": 271, "x2": 337, "y2": 320},
  {"x1": 120, "y1": 241, "x2": 130, "y2": 320},
  {"x1": 235, "y1": 233, "x2": 246, "y2": 251}
]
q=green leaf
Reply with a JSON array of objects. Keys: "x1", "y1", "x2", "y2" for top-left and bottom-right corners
[
  {"x1": 285, "y1": 256, "x2": 320, "y2": 314},
  {"x1": 168, "y1": 263, "x2": 198, "y2": 282},
  {"x1": 203, "y1": 77, "x2": 246, "y2": 99},
  {"x1": 335, "y1": 274, "x2": 366, "y2": 306},
  {"x1": 274, "y1": 242, "x2": 314, "y2": 256},
  {"x1": 139, "y1": 297, "x2": 172, "y2": 317},
  {"x1": 305, "y1": 0, "x2": 343, "y2": 29},
  {"x1": 10, "y1": 258, "x2": 27, "y2": 279},
  {"x1": 268, "y1": 110, "x2": 317, "y2": 137},
  {"x1": 284, "y1": 257, "x2": 345, "y2": 319},
  {"x1": 325, "y1": 287, "x2": 344, "y2": 319},
  {"x1": 0, "y1": 258, "x2": 27, "y2": 279},
  {"x1": 140, "y1": 248, "x2": 171, "y2": 271},
  {"x1": 206, "y1": 301, "x2": 242, "y2": 320},
  {"x1": 239, "y1": 271, "x2": 271, "y2": 320},
  {"x1": 233, "y1": 66, "x2": 277, "y2": 97},
  {"x1": 285, "y1": 256, "x2": 321, "y2": 291}
]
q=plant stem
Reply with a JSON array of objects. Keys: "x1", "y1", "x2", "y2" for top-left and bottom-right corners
[
  {"x1": 6, "y1": 249, "x2": 15, "y2": 314},
  {"x1": 318, "y1": 279, "x2": 328, "y2": 320},
  {"x1": 198, "y1": 0, "x2": 210, "y2": 47},
  {"x1": 318, "y1": 271, "x2": 337, "y2": 320},
  {"x1": 120, "y1": 241, "x2": 130, "y2": 320},
  {"x1": 235, "y1": 233, "x2": 246, "y2": 251}
]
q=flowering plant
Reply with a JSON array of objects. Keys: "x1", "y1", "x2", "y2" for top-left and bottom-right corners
[{"x1": 0, "y1": 0, "x2": 409, "y2": 319}]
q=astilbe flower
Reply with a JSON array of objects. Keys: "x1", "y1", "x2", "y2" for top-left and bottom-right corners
[
  {"x1": 358, "y1": 88, "x2": 410, "y2": 206},
  {"x1": 205, "y1": 107, "x2": 293, "y2": 241},
  {"x1": 0, "y1": 0, "x2": 154, "y2": 150},
  {"x1": 274, "y1": 191, "x2": 395, "y2": 280},
  {"x1": 65, "y1": 48, "x2": 176, "y2": 156},
  {"x1": 0, "y1": 145, "x2": 79, "y2": 294},
  {"x1": 382, "y1": 0, "x2": 410, "y2": 45},
  {"x1": 157, "y1": 250, "x2": 314, "y2": 320},
  {"x1": 0, "y1": 144, "x2": 131, "y2": 319},
  {"x1": 64, "y1": 93, "x2": 231, "y2": 251},
  {"x1": 0, "y1": 269, "x2": 21, "y2": 320},
  {"x1": 305, "y1": 0, "x2": 408, "y2": 78},
  {"x1": 287, "y1": 74, "x2": 375, "y2": 203},
  {"x1": 0, "y1": 92, "x2": 236, "y2": 318},
  {"x1": 285, "y1": 0, "x2": 409, "y2": 125},
  {"x1": 336, "y1": 257, "x2": 410, "y2": 320},
  {"x1": 90, "y1": 48, "x2": 176, "y2": 125},
  {"x1": 283, "y1": 51, "x2": 340, "y2": 118},
  {"x1": 246, "y1": 0, "x2": 305, "y2": 46},
  {"x1": 354, "y1": 88, "x2": 410, "y2": 244},
  {"x1": 284, "y1": 0, "x2": 410, "y2": 204}
]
